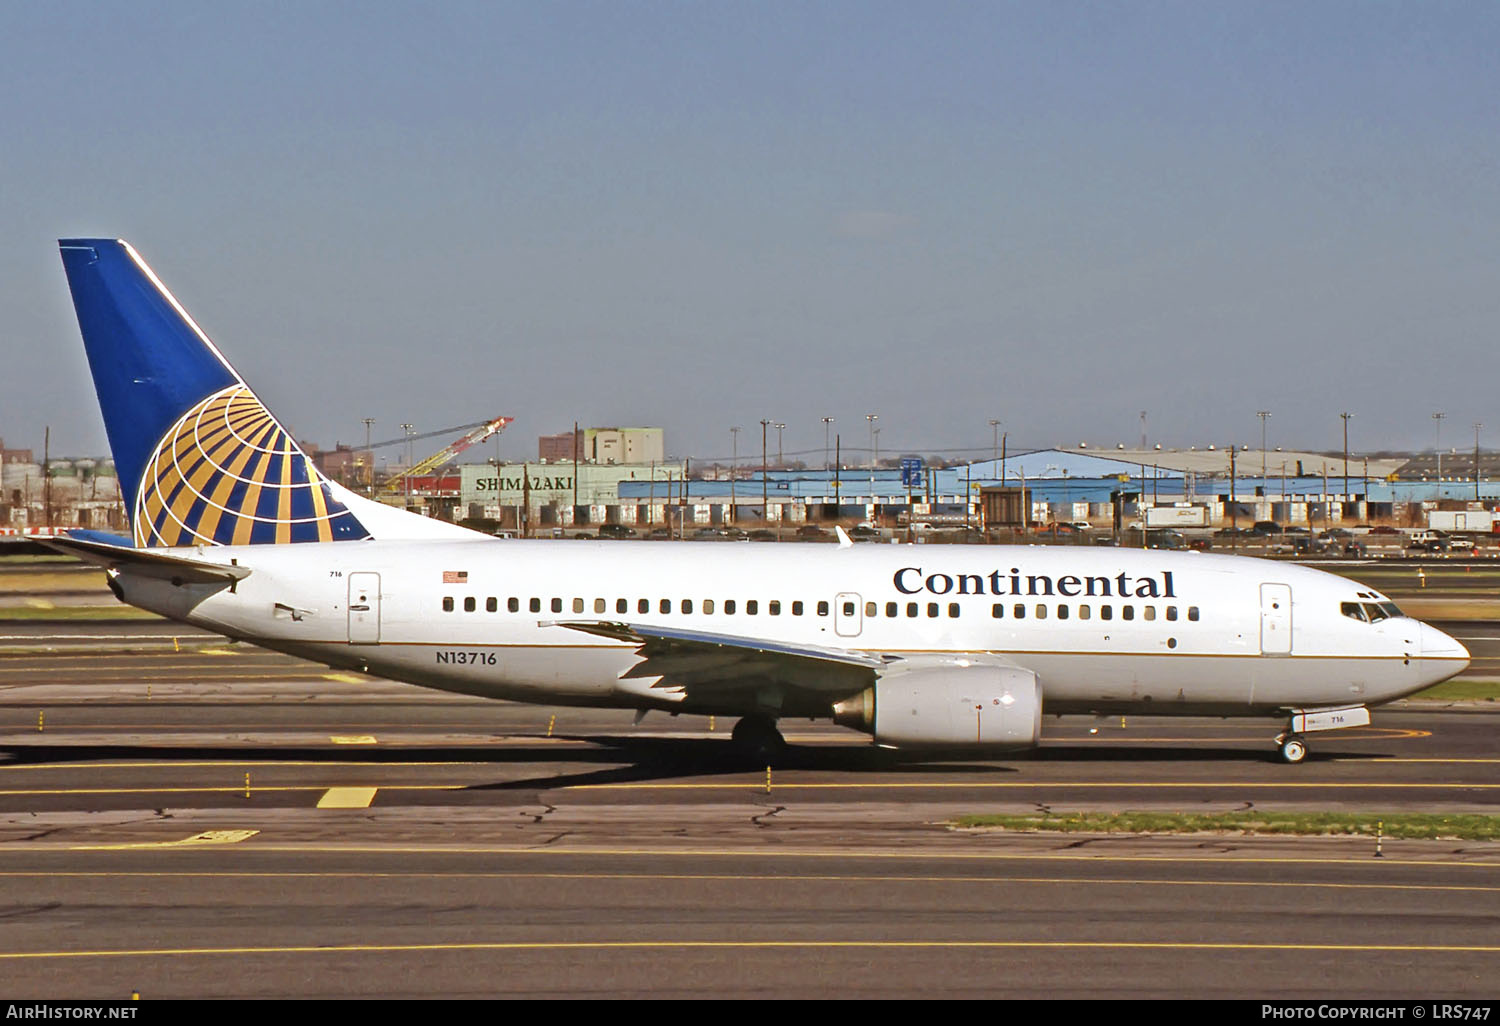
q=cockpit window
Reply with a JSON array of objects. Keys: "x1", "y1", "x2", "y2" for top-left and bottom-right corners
[
  {"x1": 1362, "y1": 603, "x2": 1389, "y2": 622},
  {"x1": 1341, "y1": 602, "x2": 1368, "y2": 622},
  {"x1": 1378, "y1": 601, "x2": 1403, "y2": 619}
]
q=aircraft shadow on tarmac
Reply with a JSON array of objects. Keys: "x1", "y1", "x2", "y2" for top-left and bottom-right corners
[{"x1": 0, "y1": 734, "x2": 1395, "y2": 795}]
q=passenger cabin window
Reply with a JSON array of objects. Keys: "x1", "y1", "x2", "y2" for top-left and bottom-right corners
[
  {"x1": 1013, "y1": 603, "x2": 1026, "y2": 620},
  {"x1": 529, "y1": 598, "x2": 541, "y2": 613},
  {"x1": 616, "y1": 599, "x2": 628, "y2": 614},
  {"x1": 886, "y1": 602, "x2": 898, "y2": 618},
  {"x1": 486, "y1": 597, "x2": 497, "y2": 613},
  {"x1": 682, "y1": 599, "x2": 694, "y2": 614},
  {"x1": 442, "y1": 597, "x2": 454, "y2": 612},
  {"x1": 816, "y1": 601, "x2": 828, "y2": 616},
  {"x1": 1121, "y1": 606, "x2": 1134, "y2": 621},
  {"x1": 1057, "y1": 605, "x2": 1069, "y2": 620},
  {"x1": 948, "y1": 602, "x2": 960, "y2": 618},
  {"x1": 991, "y1": 603, "x2": 1004, "y2": 619},
  {"x1": 907, "y1": 602, "x2": 919, "y2": 618},
  {"x1": 551, "y1": 598, "x2": 563, "y2": 613},
  {"x1": 1166, "y1": 606, "x2": 1178, "y2": 621},
  {"x1": 792, "y1": 601, "x2": 804, "y2": 616},
  {"x1": 726, "y1": 600, "x2": 737, "y2": 615},
  {"x1": 1079, "y1": 605, "x2": 1091, "y2": 620},
  {"x1": 573, "y1": 598, "x2": 585, "y2": 614},
  {"x1": 927, "y1": 602, "x2": 939, "y2": 618},
  {"x1": 508, "y1": 598, "x2": 519, "y2": 613},
  {"x1": 1035, "y1": 604, "x2": 1047, "y2": 620},
  {"x1": 842, "y1": 601, "x2": 855, "y2": 617},
  {"x1": 464, "y1": 597, "x2": 476, "y2": 612},
  {"x1": 638, "y1": 599, "x2": 650, "y2": 614},
  {"x1": 703, "y1": 599, "x2": 715, "y2": 614},
  {"x1": 594, "y1": 598, "x2": 606, "y2": 614},
  {"x1": 1188, "y1": 606, "x2": 1200, "y2": 621},
  {"x1": 659, "y1": 599, "x2": 671, "y2": 614},
  {"x1": 769, "y1": 601, "x2": 781, "y2": 616},
  {"x1": 1100, "y1": 606, "x2": 1113, "y2": 621},
  {"x1": 747, "y1": 600, "x2": 759, "y2": 615},
  {"x1": 864, "y1": 601, "x2": 875, "y2": 617}
]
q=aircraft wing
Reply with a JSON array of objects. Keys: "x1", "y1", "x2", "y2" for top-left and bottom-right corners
[
  {"x1": 551, "y1": 620, "x2": 889, "y2": 695},
  {"x1": 41, "y1": 532, "x2": 251, "y2": 585}
]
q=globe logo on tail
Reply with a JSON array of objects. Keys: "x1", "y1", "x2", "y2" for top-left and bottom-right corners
[{"x1": 134, "y1": 385, "x2": 370, "y2": 547}]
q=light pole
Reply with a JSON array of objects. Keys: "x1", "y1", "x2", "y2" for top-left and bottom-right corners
[
  {"x1": 1476, "y1": 422, "x2": 1485, "y2": 501},
  {"x1": 363, "y1": 417, "x2": 375, "y2": 496},
  {"x1": 1257, "y1": 411, "x2": 1270, "y2": 482},
  {"x1": 866, "y1": 413, "x2": 878, "y2": 520},
  {"x1": 760, "y1": 419, "x2": 770, "y2": 525},
  {"x1": 1340, "y1": 412, "x2": 1352, "y2": 507},
  {"x1": 774, "y1": 422, "x2": 785, "y2": 467},
  {"x1": 1434, "y1": 412, "x2": 1447, "y2": 496},
  {"x1": 401, "y1": 423, "x2": 414, "y2": 504},
  {"x1": 730, "y1": 426, "x2": 740, "y2": 524},
  {"x1": 989, "y1": 419, "x2": 1002, "y2": 464},
  {"x1": 821, "y1": 417, "x2": 834, "y2": 473}
]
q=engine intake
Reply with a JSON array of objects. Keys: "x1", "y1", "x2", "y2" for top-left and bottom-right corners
[{"x1": 832, "y1": 658, "x2": 1042, "y2": 750}]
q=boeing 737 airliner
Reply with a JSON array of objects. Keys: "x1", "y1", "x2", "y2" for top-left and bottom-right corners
[{"x1": 47, "y1": 239, "x2": 1470, "y2": 763}]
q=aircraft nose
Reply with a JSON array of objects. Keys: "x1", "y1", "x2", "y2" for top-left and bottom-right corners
[{"x1": 1418, "y1": 621, "x2": 1469, "y2": 665}]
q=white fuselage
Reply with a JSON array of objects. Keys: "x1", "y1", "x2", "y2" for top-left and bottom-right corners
[{"x1": 111, "y1": 538, "x2": 1469, "y2": 724}]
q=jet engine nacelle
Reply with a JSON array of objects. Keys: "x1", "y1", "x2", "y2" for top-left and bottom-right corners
[{"x1": 831, "y1": 658, "x2": 1043, "y2": 749}]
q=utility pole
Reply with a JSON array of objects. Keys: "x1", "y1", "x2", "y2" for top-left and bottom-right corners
[
  {"x1": 821, "y1": 417, "x2": 834, "y2": 473},
  {"x1": 1229, "y1": 444, "x2": 1238, "y2": 539},
  {"x1": 866, "y1": 413, "x2": 878, "y2": 524},
  {"x1": 1140, "y1": 410, "x2": 1147, "y2": 450}
]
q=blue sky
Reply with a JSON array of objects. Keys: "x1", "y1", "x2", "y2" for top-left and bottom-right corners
[{"x1": 4, "y1": 2, "x2": 1498, "y2": 464}]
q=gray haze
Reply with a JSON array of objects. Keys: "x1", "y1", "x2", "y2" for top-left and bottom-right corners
[{"x1": 3, "y1": 3, "x2": 1498, "y2": 463}]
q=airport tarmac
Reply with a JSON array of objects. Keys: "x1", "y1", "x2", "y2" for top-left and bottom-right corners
[{"x1": 0, "y1": 623, "x2": 1498, "y2": 997}]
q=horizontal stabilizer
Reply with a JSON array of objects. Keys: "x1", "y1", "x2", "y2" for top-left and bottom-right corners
[{"x1": 42, "y1": 533, "x2": 251, "y2": 584}]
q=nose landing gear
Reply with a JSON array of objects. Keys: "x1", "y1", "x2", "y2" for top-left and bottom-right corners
[{"x1": 1275, "y1": 733, "x2": 1307, "y2": 764}]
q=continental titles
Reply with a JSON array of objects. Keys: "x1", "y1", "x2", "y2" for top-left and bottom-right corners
[{"x1": 894, "y1": 566, "x2": 1176, "y2": 599}]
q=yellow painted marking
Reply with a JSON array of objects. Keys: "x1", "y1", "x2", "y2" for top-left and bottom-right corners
[
  {"x1": 330, "y1": 735, "x2": 378, "y2": 745},
  {"x1": 197, "y1": 648, "x2": 236, "y2": 656},
  {"x1": 0, "y1": 785, "x2": 462, "y2": 798},
  {"x1": 3, "y1": 939, "x2": 1500, "y2": 961},
  {"x1": 30, "y1": 842, "x2": 1500, "y2": 868},
  {"x1": 86, "y1": 830, "x2": 260, "y2": 850},
  {"x1": 317, "y1": 787, "x2": 378, "y2": 809},
  {"x1": 4, "y1": 870, "x2": 1500, "y2": 895},
  {"x1": 572, "y1": 780, "x2": 1500, "y2": 791},
  {"x1": 323, "y1": 673, "x2": 366, "y2": 683}
]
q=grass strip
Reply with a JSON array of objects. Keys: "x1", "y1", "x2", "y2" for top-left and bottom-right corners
[
  {"x1": 953, "y1": 811, "x2": 1500, "y2": 840},
  {"x1": 1409, "y1": 680, "x2": 1500, "y2": 701},
  {"x1": 0, "y1": 606, "x2": 161, "y2": 621}
]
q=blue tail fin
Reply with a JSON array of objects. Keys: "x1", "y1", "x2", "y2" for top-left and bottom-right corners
[{"x1": 59, "y1": 239, "x2": 372, "y2": 547}]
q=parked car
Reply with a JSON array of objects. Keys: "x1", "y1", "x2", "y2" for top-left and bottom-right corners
[
  {"x1": 596, "y1": 524, "x2": 636, "y2": 539},
  {"x1": 1367, "y1": 525, "x2": 1400, "y2": 536},
  {"x1": 796, "y1": 525, "x2": 831, "y2": 538},
  {"x1": 849, "y1": 525, "x2": 882, "y2": 541},
  {"x1": 1250, "y1": 521, "x2": 1283, "y2": 535},
  {"x1": 748, "y1": 529, "x2": 777, "y2": 541}
]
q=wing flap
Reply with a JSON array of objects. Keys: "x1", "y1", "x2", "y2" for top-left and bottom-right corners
[{"x1": 549, "y1": 620, "x2": 886, "y2": 695}]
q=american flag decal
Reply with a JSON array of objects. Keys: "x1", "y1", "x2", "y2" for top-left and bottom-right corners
[{"x1": 443, "y1": 571, "x2": 468, "y2": 584}]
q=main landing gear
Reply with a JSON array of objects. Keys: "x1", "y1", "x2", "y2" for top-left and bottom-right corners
[{"x1": 731, "y1": 713, "x2": 787, "y2": 765}]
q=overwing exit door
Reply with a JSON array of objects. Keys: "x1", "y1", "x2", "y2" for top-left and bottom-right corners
[{"x1": 348, "y1": 572, "x2": 381, "y2": 644}]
